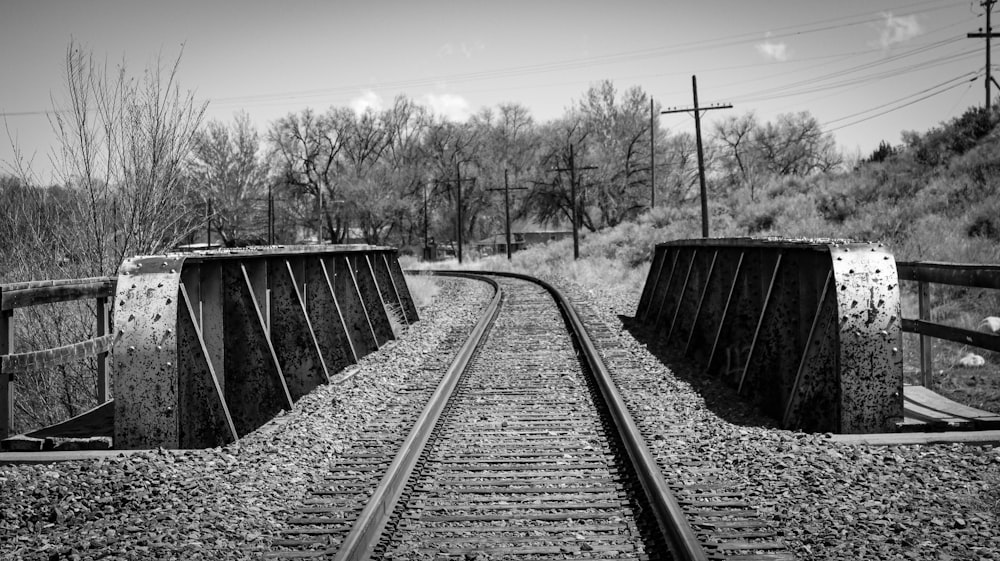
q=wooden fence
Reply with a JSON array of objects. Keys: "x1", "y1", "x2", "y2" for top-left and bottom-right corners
[
  {"x1": 897, "y1": 261, "x2": 1000, "y2": 388},
  {"x1": 0, "y1": 276, "x2": 116, "y2": 439}
]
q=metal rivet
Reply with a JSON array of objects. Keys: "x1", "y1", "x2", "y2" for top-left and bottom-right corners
[
  {"x1": 891, "y1": 347, "x2": 899, "y2": 354},
  {"x1": 170, "y1": 269, "x2": 176, "y2": 273},
  {"x1": 166, "y1": 362, "x2": 172, "y2": 367}
]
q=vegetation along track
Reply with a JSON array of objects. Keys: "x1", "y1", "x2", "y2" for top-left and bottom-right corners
[{"x1": 269, "y1": 271, "x2": 778, "y2": 560}]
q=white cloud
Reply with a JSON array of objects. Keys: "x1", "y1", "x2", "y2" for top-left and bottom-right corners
[
  {"x1": 421, "y1": 92, "x2": 471, "y2": 122},
  {"x1": 756, "y1": 39, "x2": 789, "y2": 61},
  {"x1": 876, "y1": 12, "x2": 922, "y2": 48},
  {"x1": 350, "y1": 90, "x2": 383, "y2": 114},
  {"x1": 439, "y1": 41, "x2": 485, "y2": 59}
]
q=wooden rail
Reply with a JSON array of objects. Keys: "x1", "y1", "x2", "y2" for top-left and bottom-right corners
[
  {"x1": 897, "y1": 261, "x2": 1000, "y2": 388},
  {"x1": 0, "y1": 276, "x2": 116, "y2": 439}
]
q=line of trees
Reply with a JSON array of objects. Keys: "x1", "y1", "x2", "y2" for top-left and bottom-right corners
[{"x1": 3, "y1": 45, "x2": 849, "y2": 286}]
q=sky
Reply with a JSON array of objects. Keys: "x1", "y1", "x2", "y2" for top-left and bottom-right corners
[{"x1": 0, "y1": 0, "x2": 992, "y2": 183}]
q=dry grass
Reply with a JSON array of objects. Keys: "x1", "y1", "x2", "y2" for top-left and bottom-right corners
[{"x1": 402, "y1": 273, "x2": 441, "y2": 312}]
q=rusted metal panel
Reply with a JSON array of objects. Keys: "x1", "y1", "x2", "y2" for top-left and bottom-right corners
[
  {"x1": 707, "y1": 251, "x2": 765, "y2": 386},
  {"x1": 783, "y1": 272, "x2": 839, "y2": 432},
  {"x1": 671, "y1": 249, "x2": 715, "y2": 345},
  {"x1": 268, "y1": 259, "x2": 329, "y2": 402},
  {"x1": 384, "y1": 251, "x2": 419, "y2": 323},
  {"x1": 221, "y1": 262, "x2": 293, "y2": 437},
  {"x1": 637, "y1": 238, "x2": 903, "y2": 434},
  {"x1": 113, "y1": 255, "x2": 186, "y2": 449},
  {"x1": 371, "y1": 252, "x2": 404, "y2": 322},
  {"x1": 830, "y1": 243, "x2": 903, "y2": 433},
  {"x1": 689, "y1": 248, "x2": 740, "y2": 365},
  {"x1": 306, "y1": 258, "x2": 357, "y2": 372},
  {"x1": 351, "y1": 254, "x2": 394, "y2": 347},
  {"x1": 331, "y1": 255, "x2": 379, "y2": 357},
  {"x1": 655, "y1": 247, "x2": 695, "y2": 332},
  {"x1": 636, "y1": 248, "x2": 667, "y2": 317},
  {"x1": 642, "y1": 248, "x2": 677, "y2": 324},
  {"x1": 177, "y1": 285, "x2": 237, "y2": 448}
]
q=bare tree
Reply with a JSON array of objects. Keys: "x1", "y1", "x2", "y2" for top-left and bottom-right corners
[
  {"x1": 268, "y1": 108, "x2": 347, "y2": 242},
  {"x1": 189, "y1": 112, "x2": 269, "y2": 245},
  {"x1": 46, "y1": 41, "x2": 207, "y2": 275}
]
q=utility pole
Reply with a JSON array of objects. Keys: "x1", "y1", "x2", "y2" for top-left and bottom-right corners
[
  {"x1": 969, "y1": 0, "x2": 1000, "y2": 110},
  {"x1": 267, "y1": 182, "x2": 274, "y2": 245},
  {"x1": 551, "y1": 144, "x2": 597, "y2": 260},
  {"x1": 434, "y1": 164, "x2": 476, "y2": 264},
  {"x1": 488, "y1": 169, "x2": 528, "y2": 260},
  {"x1": 317, "y1": 190, "x2": 324, "y2": 243},
  {"x1": 206, "y1": 198, "x2": 212, "y2": 248},
  {"x1": 650, "y1": 97, "x2": 656, "y2": 209},
  {"x1": 423, "y1": 181, "x2": 431, "y2": 251},
  {"x1": 661, "y1": 75, "x2": 732, "y2": 238}
]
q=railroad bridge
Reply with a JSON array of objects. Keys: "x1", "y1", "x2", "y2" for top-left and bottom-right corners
[{"x1": 1, "y1": 239, "x2": 999, "y2": 560}]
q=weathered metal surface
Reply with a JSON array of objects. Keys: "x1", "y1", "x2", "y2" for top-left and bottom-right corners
[
  {"x1": 636, "y1": 248, "x2": 667, "y2": 316},
  {"x1": 642, "y1": 248, "x2": 677, "y2": 324},
  {"x1": 829, "y1": 243, "x2": 903, "y2": 433},
  {"x1": 636, "y1": 238, "x2": 903, "y2": 434},
  {"x1": 352, "y1": 254, "x2": 394, "y2": 346},
  {"x1": 305, "y1": 257, "x2": 356, "y2": 375},
  {"x1": 331, "y1": 255, "x2": 379, "y2": 357},
  {"x1": 384, "y1": 253, "x2": 419, "y2": 324},
  {"x1": 177, "y1": 285, "x2": 237, "y2": 448},
  {"x1": 269, "y1": 259, "x2": 329, "y2": 401},
  {"x1": 112, "y1": 245, "x2": 415, "y2": 449},
  {"x1": 113, "y1": 255, "x2": 186, "y2": 449},
  {"x1": 221, "y1": 261, "x2": 292, "y2": 437},
  {"x1": 370, "y1": 252, "x2": 404, "y2": 323}
]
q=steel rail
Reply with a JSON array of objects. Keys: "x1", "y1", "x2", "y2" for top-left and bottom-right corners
[
  {"x1": 485, "y1": 270, "x2": 709, "y2": 561},
  {"x1": 331, "y1": 272, "x2": 502, "y2": 561}
]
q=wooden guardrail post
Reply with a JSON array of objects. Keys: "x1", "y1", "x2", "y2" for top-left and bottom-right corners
[
  {"x1": 96, "y1": 296, "x2": 110, "y2": 403},
  {"x1": 917, "y1": 280, "x2": 933, "y2": 388},
  {"x1": 1, "y1": 308, "x2": 12, "y2": 439}
]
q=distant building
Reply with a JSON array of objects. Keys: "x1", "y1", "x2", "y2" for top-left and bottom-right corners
[{"x1": 475, "y1": 221, "x2": 572, "y2": 256}]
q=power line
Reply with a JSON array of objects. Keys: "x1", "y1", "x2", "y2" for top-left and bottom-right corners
[
  {"x1": 822, "y1": 72, "x2": 978, "y2": 127},
  {"x1": 1, "y1": 1, "x2": 967, "y2": 118},
  {"x1": 825, "y1": 77, "x2": 976, "y2": 133}
]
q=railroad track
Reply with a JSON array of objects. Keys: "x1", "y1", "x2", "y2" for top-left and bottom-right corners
[{"x1": 267, "y1": 272, "x2": 787, "y2": 560}]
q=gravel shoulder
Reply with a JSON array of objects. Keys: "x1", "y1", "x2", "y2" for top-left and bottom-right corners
[
  {"x1": 0, "y1": 277, "x2": 490, "y2": 561},
  {"x1": 548, "y1": 273, "x2": 1000, "y2": 561}
]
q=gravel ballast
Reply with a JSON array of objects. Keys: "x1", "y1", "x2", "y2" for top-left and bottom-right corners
[
  {"x1": 0, "y1": 277, "x2": 490, "y2": 561},
  {"x1": 552, "y1": 274, "x2": 1000, "y2": 561},
  {"x1": 4, "y1": 270, "x2": 999, "y2": 560}
]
